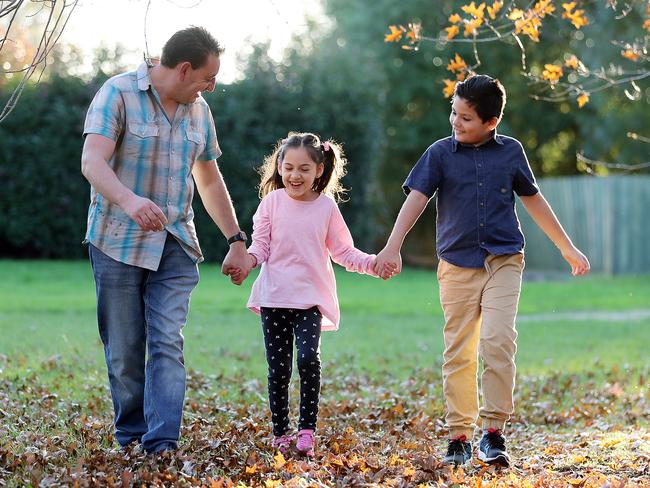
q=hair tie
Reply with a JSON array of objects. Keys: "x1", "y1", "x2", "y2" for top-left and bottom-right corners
[{"x1": 322, "y1": 142, "x2": 330, "y2": 152}]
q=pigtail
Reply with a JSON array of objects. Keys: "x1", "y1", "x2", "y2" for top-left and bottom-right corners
[{"x1": 313, "y1": 139, "x2": 348, "y2": 202}]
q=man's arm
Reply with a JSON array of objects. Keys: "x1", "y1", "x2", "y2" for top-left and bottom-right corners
[
  {"x1": 520, "y1": 192, "x2": 590, "y2": 276},
  {"x1": 192, "y1": 160, "x2": 252, "y2": 284},
  {"x1": 81, "y1": 134, "x2": 168, "y2": 232},
  {"x1": 374, "y1": 190, "x2": 430, "y2": 277}
]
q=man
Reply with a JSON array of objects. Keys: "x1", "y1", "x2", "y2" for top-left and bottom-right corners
[{"x1": 81, "y1": 26, "x2": 252, "y2": 454}]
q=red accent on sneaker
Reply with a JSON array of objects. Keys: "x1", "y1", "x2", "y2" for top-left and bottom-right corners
[
  {"x1": 487, "y1": 428, "x2": 502, "y2": 435},
  {"x1": 296, "y1": 429, "x2": 315, "y2": 457},
  {"x1": 451, "y1": 434, "x2": 467, "y2": 442}
]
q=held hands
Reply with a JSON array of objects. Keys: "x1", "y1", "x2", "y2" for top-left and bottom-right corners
[
  {"x1": 221, "y1": 243, "x2": 254, "y2": 285},
  {"x1": 123, "y1": 194, "x2": 168, "y2": 232},
  {"x1": 561, "y1": 245, "x2": 591, "y2": 276},
  {"x1": 374, "y1": 246, "x2": 402, "y2": 280}
]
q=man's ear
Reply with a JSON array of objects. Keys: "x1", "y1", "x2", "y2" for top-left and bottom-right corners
[{"x1": 178, "y1": 61, "x2": 192, "y2": 81}]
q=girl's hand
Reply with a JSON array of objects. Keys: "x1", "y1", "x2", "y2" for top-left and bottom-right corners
[
  {"x1": 375, "y1": 247, "x2": 402, "y2": 280},
  {"x1": 561, "y1": 245, "x2": 590, "y2": 276}
]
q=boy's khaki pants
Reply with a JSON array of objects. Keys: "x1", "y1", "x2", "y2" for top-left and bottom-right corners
[{"x1": 437, "y1": 253, "x2": 524, "y2": 439}]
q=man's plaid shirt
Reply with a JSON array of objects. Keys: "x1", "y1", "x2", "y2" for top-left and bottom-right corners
[{"x1": 83, "y1": 62, "x2": 221, "y2": 270}]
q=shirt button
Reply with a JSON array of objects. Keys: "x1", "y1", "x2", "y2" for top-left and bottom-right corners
[
  {"x1": 167, "y1": 201, "x2": 172, "y2": 206},
  {"x1": 479, "y1": 182, "x2": 483, "y2": 186},
  {"x1": 169, "y1": 176, "x2": 174, "y2": 180},
  {"x1": 481, "y1": 241, "x2": 486, "y2": 245},
  {"x1": 500, "y1": 188, "x2": 507, "y2": 193},
  {"x1": 480, "y1": 223, "x2": 484, "y2": 227},
  {"x1": 480, "y1": 202, "x2": 484, "y2": 206},
  {"x1": 478, "y1": 164, "x2": 482, "y2": 168}
]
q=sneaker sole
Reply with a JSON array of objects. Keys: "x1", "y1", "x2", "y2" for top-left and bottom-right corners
[{"x1": 478, "y1": 451, "x2": 510, "y2": 467}]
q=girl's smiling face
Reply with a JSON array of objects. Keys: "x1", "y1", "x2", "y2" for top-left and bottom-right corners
[
  {"x1": 279, "y1": 147, "x2": 324, "y2": 201},
  {"x1": 449, "y1": 96, "x2": 498, "y2": 146}
]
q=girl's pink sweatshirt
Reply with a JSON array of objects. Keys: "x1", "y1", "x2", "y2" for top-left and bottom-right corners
[{"x1": 247, "y1": 189, "x2": 377, "y2": 330}]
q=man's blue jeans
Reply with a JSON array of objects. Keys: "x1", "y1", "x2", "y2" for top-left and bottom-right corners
[{"x1": 88, "y1": 234, "x2": 199, "y2": 453}]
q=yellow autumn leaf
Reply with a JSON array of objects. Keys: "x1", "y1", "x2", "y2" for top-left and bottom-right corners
[
  {"x1": 464, "y1": 18, "x2": 483, "y2": 37},
  {"x1": 562, "y1": 2, "x2": 589, "y2": 29},
  {"x1": 443, "y1": 79, "x2": 457, "y2": 98},
  {"x1": 446, "y1": 24, "x2": 460, "y2": 39},
  {"x1": 487, "y1": 0, "x2": 503, "y2": 19},
  {"x1": 600, "y1": 437, "x2": 624, "y2": 448},
  {"x1": 406, "y1": 24, "x2": 422, "y2": 44},
  {"x1": 542, "y1": 63, "x2": 563, "y2": 83},
  {"x1": 572, "y1": 454, "x2": 587, "y2": 463},
  {"x1": 508, "y1": 8, "x2": 524, "y2": 20},
  {"x1": 565, "y1": 54, "x2": 580, "y2": 69},
  {"x1": 273, "y1": 452, "x2": 286, "y2": 469},
  {"x1": 534, "y1": 0, "x2": 555, "y2": 17},
  {"x1": 265, "y1": 480, "x2": 282, "y2": 488},
  {"x1": 384, "y1": 25, "x2": 405, "y2": 43},
  {"x1": 447, "y1": 53, "x2": 467, "y2": 73},
  {"x1": 644, "y1": 19, "x2": 650, "y2": 33},
  {"x1": 622, "y1": 50, "x2": 640, "y2": 62},
  {"x1": 577, "y1": 93, "x2": 589, "y2": 108},
  {"x1": 461, "y1": 1, "x2": 486, "y2": 20},
  {"x1": 403, "y1": 466, "x2": 416, "y2": 477},
  {"x1": 449, "y1": 13, "x2": 462, "y2": 24},
  {"x1": 245, "y1": 465, "x2": 258, "y2": 474},
  {"x1": 567, "y1": 479, "x2": 584, "y2": 486}
]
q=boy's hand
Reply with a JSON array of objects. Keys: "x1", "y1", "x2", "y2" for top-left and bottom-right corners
[
  {"x1": 561, "y1": 245, "x2": 590, "y2": 276},
  {"x1": 375, "y1": 247, "x2": 402, "y2": 280}
]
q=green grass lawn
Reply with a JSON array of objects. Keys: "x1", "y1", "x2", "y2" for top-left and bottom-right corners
[{"x1": 1, "y1": 260, "x2": 649, "y2": 388}]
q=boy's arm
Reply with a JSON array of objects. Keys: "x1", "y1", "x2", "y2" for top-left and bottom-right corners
[
  {"x1": 374, "y1": 190, "x2": 430, "y2": 277},
  {"x1": 519, "y1": 192, "x2": 590, "y2": 276}
]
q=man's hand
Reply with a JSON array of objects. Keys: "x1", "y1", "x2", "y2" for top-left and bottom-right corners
[
  {"x1": 222, "y1": 242, "x2": 253, "y2": 285},
  {"x1": 374, "y1": 246, "x2": 402, "y2": 280},
  {"x1": 561, "y1": 245, "x2": 590, "y2": 276},
  {"x1": 122, "y1": 194, "x2": 168, "y2": 232}
]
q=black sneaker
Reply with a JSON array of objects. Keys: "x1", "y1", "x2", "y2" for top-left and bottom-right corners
[
  {"x1": 478, "y1": 428, "x2": 510, "y2": 467},
  {"x1": 443, "y1": 434, "x2": 472, "y2": 466}
]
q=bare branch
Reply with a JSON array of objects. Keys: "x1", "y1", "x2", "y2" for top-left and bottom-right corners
[{"x1": 0, "y1": 0, "x2": 79, "y2": 123}]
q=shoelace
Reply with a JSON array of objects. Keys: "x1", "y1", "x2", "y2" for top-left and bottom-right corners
[{"x1": 485, "y1": 429, "x2": 506, "y2": 450}]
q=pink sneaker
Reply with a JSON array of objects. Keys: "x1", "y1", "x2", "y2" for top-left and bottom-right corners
[
  {"x1": 295, "y1": 429, "x2": 315, "y2": 457},
  {"x1": 272, "y1": 434, "x2": 293, "y2": 455}
]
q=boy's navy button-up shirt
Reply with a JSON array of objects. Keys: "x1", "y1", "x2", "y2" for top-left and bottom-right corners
[{"x1": 403, "y1": 131, "x2": 539, "y2": 268}]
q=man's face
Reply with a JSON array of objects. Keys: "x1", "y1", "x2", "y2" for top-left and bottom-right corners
[
  {"x1": 177, "y1": 54, "x2": 220, "y2": 104},
  {"x1": 449, "y1": 96, "x2": 497, "y2": 146}
]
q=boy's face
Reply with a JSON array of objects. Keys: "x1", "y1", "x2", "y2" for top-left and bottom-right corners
[{"x1": 450, "y1": 96, "x2": 498, "y2": 146}]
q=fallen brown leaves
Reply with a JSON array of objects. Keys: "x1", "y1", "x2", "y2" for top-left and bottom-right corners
[{"x1": 1, "y1": 364, "x2": 648, "y2": 486}]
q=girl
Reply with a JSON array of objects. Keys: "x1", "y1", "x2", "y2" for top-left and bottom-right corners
[{"x1": 241, "y1": 132, "x2": 394, "y2": 458}]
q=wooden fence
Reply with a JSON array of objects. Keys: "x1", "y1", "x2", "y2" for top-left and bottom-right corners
[{"x1": 517, "y1": 175, "x2": 650, "y2": 275}]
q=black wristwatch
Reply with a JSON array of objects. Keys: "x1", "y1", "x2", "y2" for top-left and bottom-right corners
[{"x1": 227, "y1": 230, "x2": 247, "y2": 245}]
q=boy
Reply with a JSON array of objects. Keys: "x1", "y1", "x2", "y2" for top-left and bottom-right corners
[{"x1": 374, "y1": 75, "x2": 590, "y2": 467}]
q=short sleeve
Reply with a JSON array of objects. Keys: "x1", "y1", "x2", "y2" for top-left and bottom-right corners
[
  {"x1": 83, "y1": 81, "x2": 124, "y2": 141},
  {"x1": 199, "y1": 105, "x2": 221, "y2": 161},
  {"x1": 402, "y1": 145, "x2": 442, "y2": 198},
  {"x1": 512, "y1": 142, "x2": 539, "y2": 196}
]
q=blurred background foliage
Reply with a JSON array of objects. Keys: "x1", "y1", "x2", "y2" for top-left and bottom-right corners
[{"x1": 1, "y1": 0, "x2": 648, "y2": 263}]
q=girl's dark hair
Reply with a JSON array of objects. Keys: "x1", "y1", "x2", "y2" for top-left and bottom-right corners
[
  {"x1": 160, "y1": 26, "x2": 224, "y2": 69},
  {"x1": 454, "y1": 74, "x2": 506, "y2": 122},
  {"x1": 258, "y1": 132, "x2": 347, "y2": 201}
]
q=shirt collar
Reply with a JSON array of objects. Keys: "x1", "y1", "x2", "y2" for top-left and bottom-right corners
[
  {"x1": 451, "y1": 129, "x2": 503, "y2": 152},
  {"x1": 136, "y1": 61, "x2": 152, "y2": 92}
]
